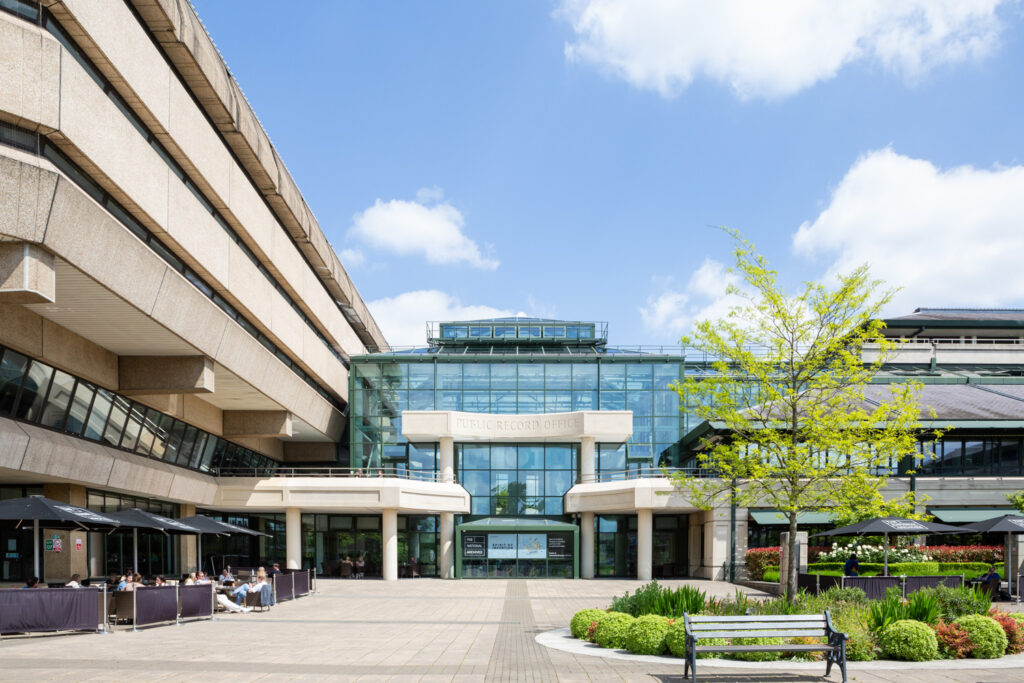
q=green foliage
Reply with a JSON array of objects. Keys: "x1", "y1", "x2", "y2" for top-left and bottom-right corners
[
  {"x1": 705, "y1": 589, "x2": 756, "y2": 616},
  {"x1": 936, "y1": 562, "x2": 991, "y2": 578},
  {"x1": 666, "y1": 230, "x2": 925, "y2": 600},
  {"x1": 868, "y1": 594, "x2": 909, "y2": 633},
  {"x1": 728, "y1": 637, "x2": 785, "y2": 661},
  {"x1": 926, "y1": 585, "x2": 992, "y2": 623},
  {"x1": 988, "y1": 611, "x2": 1024, "y2": 654},
  {"x1": 696, "y1": 637, "x2": 729, "y2": 658},
  {"x1": 1006, "y1": 490, "x2": 1024, "y2": 513},
  {"x1": 570, "y1": 609, "x2": 607, "y2": 639},
  {"x1": 878, "y1": 620, "x2": 939, "y2": 661},
  {"x1": 609, "y1": 581, "x2": 706, "y2": 618},
  {"x1": 754, "y1": 595, "x2": 804, "y2": 615},
  {"x1": 954, "y1": 615, "x2": 1008, "y2": 659},
  {"x1": 807, "y1": 561, "x2": 941, "y2": 576},
  {"x1": 625, "y1": 615, "x2": 672, "y2": 655},
  {"x1": 593, "y1": 612, "x2": 635, "y2": 649},
  {"x1": 934, "y1": 620, "x2": 973, "y2": 659},
  {"x1": 817, "y1": 586, "x2": 869, "y2": 606},
  {"x1": 904, "y1": 590, "x2": 940, "y2": 625},
  {"x1": 763, "y1": 568, "x2": 780, "y2": 582},
  {"x1": 665, "y1": 621, "x2": 688, "y2": 658}
]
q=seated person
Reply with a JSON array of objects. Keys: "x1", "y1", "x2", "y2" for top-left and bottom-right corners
[
  {"x1": 184, "y1": 572, "x2": 197, "y2": 585},
  {"x1": 65, "y1": 573, "x2": 82, "y2": 588},
  {"x1": 981, "y1": 564, "x2": 1002, "y2": 583},
  {"x1": 153, "y1": 575, "x2": 167, "y2": 586},
  {"x1": 354, "y1": 556, "x2": 366, "y2": 579},
  {"x1": 121, "y1": 574, "x2": 137, "y2": 592},
  {"x1": 195, "y1": 571, "x2": 211, "y2": 585},
  {"x1": 218, "y1": 568, "x2": 233, "y2": 584},
  {"x1": 216, "y1": 592, "x2": 252, "y2": 613},
  {"x1": 116, "y1": 574, "x2": 128, "y2": 591},
  {"x1": 231, "y1": 576, "x2": 267, "y2": 605},
  {"x1": 843, "y1": 553, "x2": 860, "y2": 577},
  {"x1": 269, "y1": 563, "x2": 282, "y2": 576},
  {"x1": 23, "y1": 576, "x2": 40, "y2": 589},
  {"x1": 340, "y1": 556, "x2": 354, "y2": 578}
]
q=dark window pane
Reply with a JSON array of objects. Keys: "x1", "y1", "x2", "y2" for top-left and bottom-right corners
[
  {"x1": 0, "y1": 349, "x2": 29, "y2": 416},
  {"x1": 15, "y1": 360, "x2": 54, "y2": 421},
  {"x1": 177, "y1": 425, "x2": 198, "y2": 467},
  {"x1": 149, "y1": 413, "x2": 175, "y2": 461}
]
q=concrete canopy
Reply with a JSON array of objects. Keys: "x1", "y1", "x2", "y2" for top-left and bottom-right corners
[{"x1": 401, "y1": 410, "x2": 633, "y2": 443}]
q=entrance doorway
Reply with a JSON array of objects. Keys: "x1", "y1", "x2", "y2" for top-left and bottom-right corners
[
  {"x1": 456, "y1": 518, "x2": 578, "y2": 578},
  {"x1": 653, "y1": 515, "x2": 689, "y2": 578}
]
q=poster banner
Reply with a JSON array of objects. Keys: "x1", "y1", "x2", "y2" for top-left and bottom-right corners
[
  {"x1": 487, "y1": 534, "x2": 516, "y2": 559},
  {"x1": 517, "y1": 533, "x2": 546, "y2": 559},
  {"x1": 463, "y1": 535, "x2": 486, "y2": 558},
  {"x1": 548, "y1": 534, "x2": 572, "y2": 559}
]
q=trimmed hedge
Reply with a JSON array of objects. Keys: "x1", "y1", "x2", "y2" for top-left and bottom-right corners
[
  {"x1": 665, "y1": 621, "x2": 688, "y2": 658},
  {"x1": 571, "y1": 609, "x2": 607, "y2": 639},
  {"x1": 594, "y1": 612, "x2": 635, "y2": 649},
  {"x1": 625, "y1": 615, "x2": 672, "y2": 655},
  {"x1": 878, "y1": 620, "x2": 939, "y2": 661},
  {"x1": 955, "y1": 615, "x2": 1008, "y2": 659}
]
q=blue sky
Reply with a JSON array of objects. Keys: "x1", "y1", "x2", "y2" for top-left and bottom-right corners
[{"x1": 192, "y1": 1, "x2": 1024, "y2": 346}]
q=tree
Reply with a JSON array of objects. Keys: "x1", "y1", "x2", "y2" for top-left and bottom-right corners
[
  {"x1": 1006, "y1": 490, "x2": 1024, "y2": 513},
  {"x1": 668, "y1": 230, "x2": 927, "y2": 601}
]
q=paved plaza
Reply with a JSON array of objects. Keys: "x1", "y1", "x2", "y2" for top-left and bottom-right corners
[{"x1": 2, "y1": 579, "x2": 1024, "y2": 682}]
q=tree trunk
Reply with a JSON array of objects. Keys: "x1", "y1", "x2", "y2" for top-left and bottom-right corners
[{"x1": 787, "y1": 512, "x2": 799, "y2": 601}]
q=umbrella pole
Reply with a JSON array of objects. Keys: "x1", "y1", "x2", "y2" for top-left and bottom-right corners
[
  {"x1": 133, "y1": 528, "x2": 139, "y2": 575},
  {"x1": 197, "y1": 534, "x2": 202, "y2": 574},
  {"x1": 884, "y1": 533, "x2": 889, "y2": 577},
  {"x1": 33, "y1": 519, "x2": 39, "y2": 578}
]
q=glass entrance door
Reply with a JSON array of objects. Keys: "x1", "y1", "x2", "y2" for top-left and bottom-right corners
[{"x1": 653, "y1": 515, "x2": 689, "y2": 578}]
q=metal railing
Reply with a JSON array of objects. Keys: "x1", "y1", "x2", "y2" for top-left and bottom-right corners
[
  {"x1": 212, "y1": 467, "x2": 450, "y2": 481},
  {"x1": 583, "y1": 467, "x2": 707, "y2": 483}
]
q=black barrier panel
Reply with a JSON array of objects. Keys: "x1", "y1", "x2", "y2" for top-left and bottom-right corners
[
  {"x1": 797, "y1": 573, "x2": 842, "y2": 594},
  {"x1": 293, "y1": 571, "x2": 309, "y2": 597},
  {"x1": 0, "y1": 587, "x2": 98, "y2": 634},
  {"x1": 843, "y1": 576, "x2": 900, "y2": 600},
  {"x1": 179, "y1": 585, "x2": 213, "y2": 619},
  {"x1": 275, "y1": 573, "x2": 294, "y2": 601},
  {"x1": 134, "y1": 586, "x2": 178, "y2": 626},
  {"x1": 905, "y1": 575, "x2": 963, "y2": 594}
]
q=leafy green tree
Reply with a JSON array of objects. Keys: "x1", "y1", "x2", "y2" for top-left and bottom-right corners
[
  {"x1": 669, "y1": 231, "x2": 927, "y2": 600},
  {"x1": 1006, "y1": 490, "x2": 1024, "y2": 513}
]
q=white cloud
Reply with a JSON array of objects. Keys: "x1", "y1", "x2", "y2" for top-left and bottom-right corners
[
  {"x1": 416, "y1": 186, "x2": 445, "y2": 203},
  {"x1": 560, "y1": 0, "x2": 1004, "y2": 99},
  {"x1": 349, "y1": 190, "x2": 498, "y2": 270},
  {"x1": 640, "y1": 260, "x2": 743, "y2": 336},
  {"x1": 793, "y1": 148, "x2": 1024, "y2": 313},
  {"x1": 339, "y1": 248, "x2": 365, "y2": 268},
  {"x1": 368, "y1": 290, "x2": 516, "y2": 346}
]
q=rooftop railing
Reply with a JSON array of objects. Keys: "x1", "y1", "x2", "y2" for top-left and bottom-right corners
[{"x1": 584, "y1": 467, "x2": 708, "y2": 483}]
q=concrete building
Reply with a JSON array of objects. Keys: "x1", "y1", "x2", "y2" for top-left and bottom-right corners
[{"x1": 3, "y1": 2, "x2": 1024, "y2": 585}]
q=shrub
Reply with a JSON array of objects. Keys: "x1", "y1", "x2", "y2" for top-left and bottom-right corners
[
  {"x1": 585, "y1": 611, "x2": 617, "y2": 642},
  {"x1": 665, "y1": 621, "x2": 688, "y2": 658},
  {"x1": 763, "y1": 568, "x2": 780, "y2": 582},
  {"x1": 696, "y1": 637, "x2": 728, "y2": 658},
  {"x1": 988, "y1": 610, "x2": 1024, "y2": 654},
  {"x1": 934, "y1": 620, "x2": 973, "y2": 659},
  {"x1": 727, "y1": 637, "x2": 785, "y2": 661},
  {"x1": 936, "y1": 562, "x2": 992, "y2": 578},
  {"x1": 593, "y1": 612, "x2": 635, "y2": 649},
  {"x1": 926, "y1": 545, "x2": 1003, "y2": 564},
  {"x1": 905, "y1": 590, "x2": 940, "y2": 625},
  {"x1": 786, "y1": 636, "x2": 825, "y2": 661},
  {"x1": 927, "y1": 585, "x2": 992, "y2": 623},
  {"x1": 745, "y1": 547, "x2": 780, "y2": 580},
  {"x1": 818, "y1": 586, "x2": 869, "y2": 606},
  {"x1": 570, "y1": 609, "x2": 607, "y2": 639},
  {"x1": 818, "y1": 543, "x2": 930, "y2": 564},
  {"x1": 625, "y1": 615, "x2": 672, "y2": 655},
  {"x1": 609, "y1": 581, "x2": 706, "y2": 617},
  {"x1": 831, "y1": 603, "x2": 877, "y2": 661},
  {"x1": 954, "y1": 615, "x2": 1008, "y2": 659},
  {"x1": 868, "y1": 594, "x2": 909, "y2": 633},
  {"x1": 879, "y1": 620, "x2": 939, "y2": 661}
]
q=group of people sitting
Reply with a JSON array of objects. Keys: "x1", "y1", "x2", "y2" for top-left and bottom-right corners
[
  {"x1": 213, "y1": 565, "x2": 278, "y2": 614},
  {"x1": 339, "y1": 556, "x2": 367, "y2": 578}
]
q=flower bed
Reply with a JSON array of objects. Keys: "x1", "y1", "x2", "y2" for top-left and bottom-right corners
[
  {"x1": 569, "y1": 580, "x2": 1020, "y2": 663},
  {"x1": 747, "y1": 544, "x2": 1004, "y2": 580}
]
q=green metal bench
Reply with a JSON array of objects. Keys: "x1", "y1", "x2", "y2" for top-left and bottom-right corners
[{"x1": 683, "y1": 611, "x2": 847, "y2": 682}]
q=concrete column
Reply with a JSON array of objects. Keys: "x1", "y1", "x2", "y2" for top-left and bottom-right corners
[
  {"x1": 580, "y1": 436, "x2": 595, "y2": 483},
  {"x1": 285, "y1": 507, "x2": 302, "y2": 570},
  {"x1": 382, "y1": 509, "x2": 398, "y2": 581},
  {"x1": 179, "y1": 504, "x2": 196, "y2": 573},
  {"x1": 581, "y1": 511, "x2": 595, "y2": 579},
  {"x1": 637, "y1": 509, "x2": 653, "y2": 581},
  {"x1": 1006, "y1": 535, "x2": 1024, "y2": 596},
  {"x1": 440, "y1": 512, "x2": 455, "y2": 579},
  {"x1": 440, "y1": 436, "x2": 454, "y2": 483}
]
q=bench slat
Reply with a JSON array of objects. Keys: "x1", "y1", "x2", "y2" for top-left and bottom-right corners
[
  {"x1": 690, "y1": 622, "x2": 826, "y2": 631},
  {"x1": 688, "y1": 614, "x2": 826, "y2": 623},
  {"x1": 696, "y1": 644, "x2": 835, "y2": 653},
  {"x1": 693, "y1": 630, "x2": 827, "y2": 639}
]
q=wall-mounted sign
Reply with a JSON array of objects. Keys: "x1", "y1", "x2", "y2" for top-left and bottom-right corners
[
  {"x1": 488, "y1": 534, "x2": 516, "y2": 559},
  {"x1": 75, "y1": 538, "x2": 83, "y2": 551},
  {"x1": 548, "y1": 535, "x2": 572, "y2": 559},
  {"x1": 463, "y1": 535, "x2": 486, "y2": 558},
  {"x1": 45, "y1": 535, "x2": 62, "y2": 553}
]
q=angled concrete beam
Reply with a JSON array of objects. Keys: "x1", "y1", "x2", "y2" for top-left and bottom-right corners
[
  {"x1": 0, "y1": 242, "x2": 55, "y2": 304},
  {"x1": 282, "y1": 442, "x2": 335, "y2": 462},
  {"x1": 223, "y1": 410, "x2": 292, "y2": 438},
  {"x1": 119, "y1": 356, "x2": 215, "y2": 395}
]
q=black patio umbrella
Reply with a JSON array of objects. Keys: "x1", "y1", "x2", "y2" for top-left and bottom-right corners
[
  {"x1": 179, "y1": 514, "x2": 270, "y2": 574},
  {"x1": 811, "y1": 516, "x2": 964, "y2": 575},
  {"x1": 959, "y1": 514, "x2": 1024, "y2": 598},
  {"x1": 105, "y1": 509, "x2": 202, "y2": 575},
  {"x1": 0, "y1": 495, "x2": 122, "y2": 577}
]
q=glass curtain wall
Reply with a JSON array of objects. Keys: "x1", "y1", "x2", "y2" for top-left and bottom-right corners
[
  {"x1": 86, "y1": 490, "x2": 178, "y2": 577},
  {"x1": 350, "y1": 359, "x2": 686, "y2": 476},
  {"x1": 1, "y1": 484, "x2": 44, "y2": 581},
  {"x1": 0, "y1": 345, "x2": 278, "y2": 476},
  {"x1": 299, "y1": 514, "x2": 440, "y2": 578},
  {"x1": 195, "y1": 511, "x2": 285, "y2": 574},
  {"x1": 458, "y1": 444, "x2": 576, "y2": 516}
]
